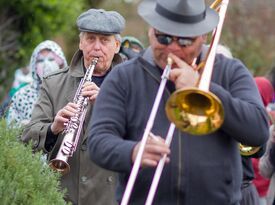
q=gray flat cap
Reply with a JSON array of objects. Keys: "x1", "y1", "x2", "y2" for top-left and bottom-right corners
[{"x1": 77, "y1": 9, "x2": 125, "y2": 34}]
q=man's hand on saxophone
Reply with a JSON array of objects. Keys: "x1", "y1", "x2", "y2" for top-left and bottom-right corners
[
  {"x1": 51, "y1": 80, "x2": 99, "y2": 135},
  {"x1": 51, "y1": 102, "x2": 79, "y2": 135},
  {"x1": 81, "y1": 81, "x2": 100, "y2": 104}
]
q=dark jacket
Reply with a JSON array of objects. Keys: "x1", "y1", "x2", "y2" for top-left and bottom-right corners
[
  {"x1": 88, "y1": 47, "x2": 269, "y2": 205},
  {"x1": 22, "y1": 50, "x2": 123, "y2": 205}
]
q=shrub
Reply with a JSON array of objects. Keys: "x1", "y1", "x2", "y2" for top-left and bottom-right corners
[{"x1": 0, "y1": 119, "x2": 70, "y2": 205}]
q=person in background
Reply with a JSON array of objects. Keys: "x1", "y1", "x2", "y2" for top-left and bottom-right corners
[
  {"x1": 119, "y1": 35, "x2": 145, "y2": 60},
  {"x1": 252, "y1": 76, "x2": 275, "y2": 205},
  {"x1": 266, "y1": 64, "x2": 275, "y2": 124},
  {"x1": 0, "y1": 65, "x2": 32, "y2": 118},
  {"x1": 87, "y1": 0, "x2": 269, "y2": 204},
  {"x1": 6, "y1": 40, "x2": 67, "y2": 127},
  {"x1": 122, "y1": 35, "x2": 145, "y2": 52},
  {"x1": 22, "y1": 8, "x2": 125, "y2": 205},
  {"x1": 260, "y1": 108, "x2": 275, "y2": 205},
  {"x1": 267, "y1": 64, "x2": 275, "y2": 96},
  {"x1": 9, "y1": 65, "x2": 33, "y2": 97}
]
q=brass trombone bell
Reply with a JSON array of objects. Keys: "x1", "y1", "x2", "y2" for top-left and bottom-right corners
[{"x1": 166, "y1": 87, "x2": 224, "y2": 135}]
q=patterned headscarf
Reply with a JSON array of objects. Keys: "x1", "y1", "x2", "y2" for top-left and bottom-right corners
[
  {"x1": 7, "y1": 40, "x2": 68, "y2": 127},
  {"x1": 30, "y1": 40, "x2": 68, "y2": 90}
]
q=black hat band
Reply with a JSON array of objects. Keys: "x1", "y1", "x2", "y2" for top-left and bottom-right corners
[{"x1": 155, "y1": 3, "x2": 206, "y2": 24}]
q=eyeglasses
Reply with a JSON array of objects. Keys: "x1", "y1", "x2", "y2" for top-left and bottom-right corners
[{"x1": 154, "y1": 31, "x2": 196, "y2": 47}]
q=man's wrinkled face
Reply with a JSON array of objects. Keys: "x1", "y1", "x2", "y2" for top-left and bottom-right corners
[
  {"x1": 79, "y1": 32, "x2": 120, "y2": 76},
  {"x1": 148, "y1": 27, "x2": 206, "y2": 69}
]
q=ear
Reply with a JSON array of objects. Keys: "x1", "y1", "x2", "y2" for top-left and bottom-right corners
[{"x1": 114, "y1": 40, "x2": 121, "y2": 54}]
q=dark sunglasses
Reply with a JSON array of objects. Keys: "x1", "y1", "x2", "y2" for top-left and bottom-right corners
[{"x1": 154, "y1": 31, "x2": 196, "y2": 47}]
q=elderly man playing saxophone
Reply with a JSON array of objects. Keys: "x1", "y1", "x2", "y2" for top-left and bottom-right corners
[{"x1": 22, "y1": 8, "x2": 125, "y2": 205}]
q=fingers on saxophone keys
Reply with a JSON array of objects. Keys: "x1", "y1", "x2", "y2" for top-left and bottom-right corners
[
  {"x1": 82, "y1": 82, "x2": 99, "y2": 98},
  {"x1": 60, "y1": 103, "x2": 78, "y2": 118},
  {"x1": 82, "y1": 82, "x2": 98, "y2": 91}
]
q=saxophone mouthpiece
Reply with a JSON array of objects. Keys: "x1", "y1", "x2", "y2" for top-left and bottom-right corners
[{"x1": 92, "y1": 57, "x2": 99, "y2": 64}]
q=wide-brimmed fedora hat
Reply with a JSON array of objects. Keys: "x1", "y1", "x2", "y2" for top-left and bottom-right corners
[{"x1": 138, "y1": 0, "x2": 219, "y2": 37}]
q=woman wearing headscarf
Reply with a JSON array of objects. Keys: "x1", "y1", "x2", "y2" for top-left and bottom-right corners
[{"x1": 7, "y1": 40, "x2": 67, "y2": 127}]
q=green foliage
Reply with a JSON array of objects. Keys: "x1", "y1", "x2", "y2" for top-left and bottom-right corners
[
  {"x1": 0, "y1": 119, "x2": 70, "y2": 205},
  {"x1": 6, "y1": 0, "x2": 83, "y2": 59},
  {"x1": 0, "y1": 0, "x2": 85, "y2": 102}
]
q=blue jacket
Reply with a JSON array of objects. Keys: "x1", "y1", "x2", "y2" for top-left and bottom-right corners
[{"x1": 88, "y1": 47, "x2": 269, "y2": 205}]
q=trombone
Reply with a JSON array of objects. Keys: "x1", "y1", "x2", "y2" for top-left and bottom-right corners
[
  {"x1": 165, "y1": 0, "x2": 224, "y2": 135},
  {"x1": 120, "y1": 0, "x2": 227, "y2": 204}
]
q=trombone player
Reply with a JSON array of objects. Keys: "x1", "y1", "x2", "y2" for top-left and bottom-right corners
[{"x1": 88, "y1": 0, "x2": 269, "y2": 204}]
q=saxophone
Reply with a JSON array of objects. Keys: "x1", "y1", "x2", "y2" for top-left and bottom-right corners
[{"x1": 49, "y1": 57, "x2": 99, "y2": 175}]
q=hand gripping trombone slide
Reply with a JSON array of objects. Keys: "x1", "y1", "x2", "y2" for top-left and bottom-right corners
[{"x1": 49, "y1": 57, "x2": 99, "y2": 175}]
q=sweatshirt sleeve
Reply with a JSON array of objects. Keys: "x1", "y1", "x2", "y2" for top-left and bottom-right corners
[{"x1": 210, "y1": 58, "x2": 269, "y2": 147}]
